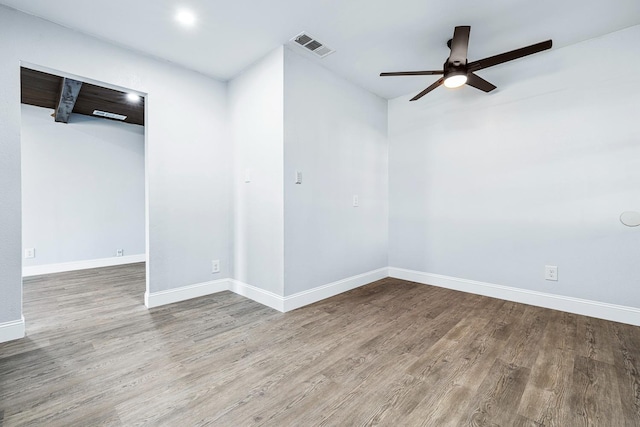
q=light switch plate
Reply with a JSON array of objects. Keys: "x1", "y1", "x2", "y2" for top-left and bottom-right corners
[{"x1": 295, "y1": 171, "x2": 302, "y2": 184}]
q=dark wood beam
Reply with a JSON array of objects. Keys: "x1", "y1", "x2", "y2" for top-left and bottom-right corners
[
  {"x1": 21, "y1": 67, "x2": 62, "y2": 109},
  {"x1": 54, "y1": 78, "x2": 83, "y2": 123}
]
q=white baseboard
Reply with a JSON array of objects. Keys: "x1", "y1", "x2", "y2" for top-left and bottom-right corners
[
  {"x1": 23, "y1": 254, "x2": 146, "y2": 277},
  {"x1": 228, "y1": 280, "x2": 285, "y2": 312},
  {"x1": 0, "y1": 316, "x2": 25, "y2": 343},
  {"x1": 145, "y1": 268, "x2": 389, "y2": 313},
  {"x1": 145, "y1": 279, "x2": 228, "y2": 309},
  {"x1": 389, "y1": 267, "x2": 640, "y2": 327},
  {"x1": 283, "y1": 268, "x2": 389, "y2": 312}
]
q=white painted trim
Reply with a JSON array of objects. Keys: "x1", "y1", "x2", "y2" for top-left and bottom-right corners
[
  {"x1": 0, "y1": 316, "x2": 26, "y2": 343},
  {"x1": 143, "y1": 268, "x2": 389, "y2": 312},
  {"x1": 23, "y1": 254, "x2": 146, "y2": 277},
  {"x1": 145, "y1": 279, "x2": 228, "y2": 309},
  {"x1": 228, "y1": 280, "x2": 285, "y2": 312},
  {"x1": 283, "y1": 268, "x2": 389, "y2": 312},
  {"x1": 389, "y1": 267, "x2": 640, "y2": 327}
]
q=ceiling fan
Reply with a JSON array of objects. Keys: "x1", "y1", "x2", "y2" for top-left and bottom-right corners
[{"x1": 380, "y1": 26, "x2": 552, "y2": 101}]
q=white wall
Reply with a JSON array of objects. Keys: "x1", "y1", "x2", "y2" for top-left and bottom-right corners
[
  {"x1": 21, "y1": 104, "x2": 145, "y2": 267},
  {"x1": 229, "y1": 48, "x2": 285, "y2": 295},
  {"x1": 228, "y1": 46, "x2": 388, "y2": 298},
  {"x1": 388, "y1": 25, "x2": 640, "y2": 308},
  {"x1": 0, "y1": 6, "x2": 231, "y2": 325},
  {"x1": 283, "y1": 47, "x2": 388, "y2": 296}
]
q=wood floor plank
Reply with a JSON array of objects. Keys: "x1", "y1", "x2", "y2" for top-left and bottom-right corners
[
  {"x1": 486, "y1": 300, "x2": 526, "y2": 341},
  {"x1": 408, "y1": 330, "x2": 511, "y2": 425},
  {"x1": 363, "y1": 313, "x2": 493, "y2": 423},
  {"x1": 499, "y1": 305, "x2": 549, "y2": 369},
  {"x1": 455, "y1": 358, "x2": 531, "y2": 427},
  {"x1": 576, "y1": 315, "x2": 616, "y2": 365},
  {"x1": 515, "y1": 309, "x2": 574, "y2": 425},
  {"x1": 611, "y1": 323, "x2": 640, "y2": 426},
  {"x1": 567, "y1": 355, "x2": 626, "y2": 427},
  {"x1": 1, "y1": 264, "x2": 639, "y2": 426},
  {"x1": 312, "y1": 353, "x2": 419, "y2": 427}
]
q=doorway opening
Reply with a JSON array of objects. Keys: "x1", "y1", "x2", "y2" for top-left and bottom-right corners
[{"x1": 20, "y1": 64, "x2": 148, "y2": 330}]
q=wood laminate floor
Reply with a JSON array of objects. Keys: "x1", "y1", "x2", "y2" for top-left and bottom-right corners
[{"x1": 1, "y1": 263, "x2": 640, "y2": 426}]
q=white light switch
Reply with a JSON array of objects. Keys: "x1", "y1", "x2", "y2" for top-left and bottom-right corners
[
  {"x1": 353, "y1": 195, "x2": 359, "y2": 207},
  {"x1": 244, "y1": 168, "x2": 251, "y2": 183},
  {"x1": 295, "y1": 171, "x2": 302, "y2": 184}
]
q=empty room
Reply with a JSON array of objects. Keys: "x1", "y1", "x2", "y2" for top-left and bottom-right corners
[{"x1": 0, "y1": 1, "x2": 639, "y2": 426}]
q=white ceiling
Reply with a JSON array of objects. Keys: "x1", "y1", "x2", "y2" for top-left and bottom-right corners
[{"x1": 2, "y1": 0, "x2": 639, "y2": 99}]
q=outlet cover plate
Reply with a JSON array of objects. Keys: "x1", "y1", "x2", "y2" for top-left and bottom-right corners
[
  {"x1": 212, "y1": 259, "x2": 220, "y2": 274},
  {"x1": 545, "y1": 265, "x2": 558, "y2": 281}
]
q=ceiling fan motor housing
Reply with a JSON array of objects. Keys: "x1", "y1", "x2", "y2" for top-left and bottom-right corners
[{"x1": 444, "y1": 61, "x2": 467, "y2": 78}]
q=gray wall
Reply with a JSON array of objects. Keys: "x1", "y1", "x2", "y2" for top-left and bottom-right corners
[
  {"x1": 0, "y1": 12, "x2": 22, "y2": 323},
  {"x1": 228, "y1": 46, "x2": 388, "y2": 297},
  {"x1": 21, "y1": 104, "x2": 145, "y2": 266},
  {"x1": 0, "y1": 5, "x2": 231, "y2": 324},
  {"x1": 388, "y1": 25, "x2": 640, "y2": 308},
  {"x1": 283, "y1": 47, "x2": 388, "y2": 296},
  {"x1": 229, "y1": 48, "x2": 285, "y2": 295}
]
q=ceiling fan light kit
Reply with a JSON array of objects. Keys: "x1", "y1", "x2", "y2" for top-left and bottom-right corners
[
  {"x1": 443, "y1": 69, "x2": 467, "y2": 88},
  {"x1": 381, "y1": 26, "x2": 552, "y2": 100}
]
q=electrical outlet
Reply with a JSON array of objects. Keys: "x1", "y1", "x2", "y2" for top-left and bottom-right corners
[
  {"x1": 545, "y1": 265, "x2": 558, "y2": 281},
  {"x1": 116, "y1": 249, "x2": 124, "y2": 257},
  {"x1": 353, "y1": 195, "x2": 359, "y2": 207},
  {"x1": 25, "y1": 248, "x2": 35, "y2": 259},
  {"x1": 295, "y1": 171, "x2": 302, "y2": 184},
  {"x1": 212, "y1": 259, "x2": 220, "y2": 274}
]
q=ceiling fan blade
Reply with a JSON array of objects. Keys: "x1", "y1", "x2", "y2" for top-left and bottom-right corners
[
  {"x1": 448, "y1": 26, "x2": 471, "y2": 65},
  {"x1": 380, "y1": 70, "x2": 443, "y2": 76},
  {"x1": 410, "y1": 78, "x2": 444, "y2": 101},
  {"x1": 466, "y1": 72, "x2": 497, "y2": 92},
  {"x1": 467, "y1": 40, "x2": 552, "y2": 72}
]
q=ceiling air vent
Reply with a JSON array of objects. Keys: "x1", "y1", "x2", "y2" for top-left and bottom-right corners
[
  {"x1": 291, "y1": 32, "x2": 334, "y2": 58},
  {"x1": 93, "y1": 110, "x2": 127, "y2": 121}
]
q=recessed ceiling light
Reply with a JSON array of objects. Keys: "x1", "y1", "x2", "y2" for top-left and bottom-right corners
[
  {"x1": 126, "y1": 93, "x2": 141, "y2": 103},
  {"x1": 176, "y1": 9, "x2": 196, "y2": 27}
]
